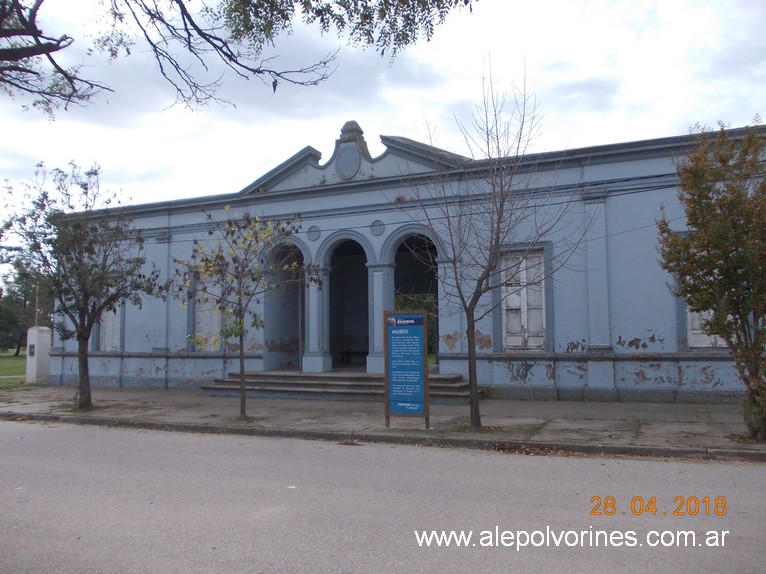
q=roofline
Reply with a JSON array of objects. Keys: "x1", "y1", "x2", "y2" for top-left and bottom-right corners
[
  {"x1": 111, "y1": 125, "x2": 766, "y2": 218},
  {"x1": 237, "y1": 145, "x2": 322, "y2": 195},
  {"x1": 379, "y1": 135, "x2": 472, "y2": 169}
]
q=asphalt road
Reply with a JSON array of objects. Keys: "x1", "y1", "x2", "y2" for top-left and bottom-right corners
[{"x1": 1, "y1": 421, "x2": 762, "y2": 574}]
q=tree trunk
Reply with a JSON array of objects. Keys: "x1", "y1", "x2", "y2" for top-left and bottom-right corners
[
  {"x1": 465, "y1": 311, "x2": 482, "y2": 429},
  {"x1": 238, "y1": 331, "x2": 247, "y2": 419},
  {"x1": 76, "y1": 337, "x2": 92, "y2": 410},
  {"x1": 743, "y1": 387, "x2": 766, "y2": 441},
  {"x1": 737, "y1": 353, "x2": 766, "y2": 440}
]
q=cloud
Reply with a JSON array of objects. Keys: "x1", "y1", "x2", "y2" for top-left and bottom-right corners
[
  {"x1": 63, "y1": 53, "x2": 177, "y2": 127},
  {"x1": 542, "y1": 78, "x2": 622, "y2": 113},
  {"x1": 209, "y1": 29, "x2": 447, "y2": 125},
  {"x1": 0, "y1": 146, "x2": 43, "y2": 186},
  {"x1": 694, "y1": 1, "x2": 766, "y2": 83},
  {"x1": 4, "y1": 0, "x2": 765, "y2": 210}
]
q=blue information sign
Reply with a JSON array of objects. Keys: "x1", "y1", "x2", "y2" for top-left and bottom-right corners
[{"x1": 385, "y1": 311, "x2": 429, "y2": 428}]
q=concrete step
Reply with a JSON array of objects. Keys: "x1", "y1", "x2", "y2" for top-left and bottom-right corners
[
  {"x1": 200, "y1": 370, "x2": 481, "y2": 404},
  {"x1": 220, "y1": 370, "x2": 464, "y2": 383}
]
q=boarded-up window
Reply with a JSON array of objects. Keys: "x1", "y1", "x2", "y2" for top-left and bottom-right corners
[
  {"x1": 98, "y1": 308, "x2": 121, "y2": 352},
  {"x1": 195, "y1": 294, "x2": 222, "y2": 351},
  {"x1": 502, "y1": 252, "x2": 545, "y2": 350}
]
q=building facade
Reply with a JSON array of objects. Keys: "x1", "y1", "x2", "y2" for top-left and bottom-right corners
[{"x1": 49, "y1": 121, "x2": 742, "y2": 401}]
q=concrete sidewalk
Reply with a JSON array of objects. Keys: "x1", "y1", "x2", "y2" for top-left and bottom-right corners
[{"x1": 1, "y1": 385, "x2": 764, "y2": 462}]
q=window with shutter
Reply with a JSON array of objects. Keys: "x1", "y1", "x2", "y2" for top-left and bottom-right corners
[{"x1": 502, "y1": 252, "x2": 545, "y2": 350}]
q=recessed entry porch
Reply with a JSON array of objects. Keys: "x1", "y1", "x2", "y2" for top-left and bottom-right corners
[
  {"x1": 329, "y1": 240, "x2": 369, "y2": 367},
  {"x1": 260, "y1": 232, "x2": 443, "y2": 375}
]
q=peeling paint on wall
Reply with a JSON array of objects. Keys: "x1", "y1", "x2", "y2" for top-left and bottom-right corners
[
  {"x1": 614, "y1": 362, "x2": 681, "y2": 388},
  {"x1": 681, "y1": 365, "x2": 723, "y2": 388},
  {"x1": 249, "y1": 340, "x2": 264, "y2": 352},
  {"x1": 474, "y1": 330, "x2": 492, "y2": 349},
  {"x1": 616, "y1": 333, "x2": 666, "y2": 351},
  {"x1": 628, "y1": 338, "x2": 645, "y2": 350},
  {"x1": 505, "y1": 360, "x2": 533, "y2": 383},
  {"x1": 699, "y1": 366, "x2": 715, "y2": 386},
  {"x1": 441, "y1": 332, "x2": 461, "y2": 350},
  {"x1": 266, "y1": 337, "x2": 300, "y2": 353},
  {"x1": 566, "y1": 364, "x2": 587, "y2": 380}
]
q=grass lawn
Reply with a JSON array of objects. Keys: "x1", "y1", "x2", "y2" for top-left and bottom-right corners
[{"x1": 0, "y1": 352, "x2": 26, "y2": 388}]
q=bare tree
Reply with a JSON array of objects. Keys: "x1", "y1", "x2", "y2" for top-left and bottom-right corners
[
  {"x1": 0, "y1": 0, "x2": 109, "y2": 115},
  {"x1": 174, "y1": 208, "x2": 316, "y2": 420},
  {"x1": 407, "y1": 75, "x2": 589, "y2": 428},
  {"x1": 1, "y1": 0, "x2": 474, "y2": 114}
]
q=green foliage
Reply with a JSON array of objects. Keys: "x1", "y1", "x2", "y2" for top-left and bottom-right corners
[
  {"x1": 657, "y1": 122, "x2": 766, "y2": 438},
  {"x1": 222, "y1": 0, "x2": 473, "y2": 56},
  {"x1": 0, "y1": 257, "x2": 55, "y2": 353},
  {"x1": 5, "y1": 163, "x2": 159, "y2": 342},
  {"x1": 0, "y1": 288, "x2": 24, "y2": 350},
  {"x1": 2, "y1": 162, "x2": 160, "y2": 408}
]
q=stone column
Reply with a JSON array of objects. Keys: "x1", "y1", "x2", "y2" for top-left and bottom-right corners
[
  {"x1": 302, "y1": 267, "x2": 332, "y2": 372},
  {"x1": 366, "y1": 263, "x2": 396, "y2": 373}
]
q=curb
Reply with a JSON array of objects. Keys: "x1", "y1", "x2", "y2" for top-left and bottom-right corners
[{"x1": 3, "y1": 411, "x2": 765, "y2": 463}]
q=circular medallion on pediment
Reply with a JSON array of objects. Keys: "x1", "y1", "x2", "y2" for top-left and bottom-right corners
[
  {"x1": 370, "y1": 220, "x2": 385, "y2": 236},
  {"x1": 337, "y1": 146, "x2": 361, "y2": 180},
  {"x1": 307, "y1": 226, "x2": 321, "y2": 241}
]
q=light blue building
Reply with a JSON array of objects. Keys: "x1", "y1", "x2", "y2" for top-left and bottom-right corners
[{"x1": 49, "y1": 121, "x2": 742, "y2": 401}]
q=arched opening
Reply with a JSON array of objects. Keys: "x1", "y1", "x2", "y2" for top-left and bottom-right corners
[
  {"x1": 395, "y1": 235, "x2": 439, "y2": 360},
  {"x1": 330, "y1": 240, "x2": 369, "y2": 368},
  {"x1": 263, "y1": 244, "x2": 305, "y2": 370}
]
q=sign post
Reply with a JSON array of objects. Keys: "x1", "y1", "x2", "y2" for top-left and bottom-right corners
[{"x1": 384, "y1": 310, "x2": 430, "y2": 429}]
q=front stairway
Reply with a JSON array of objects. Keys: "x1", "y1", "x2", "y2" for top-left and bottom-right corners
[{"x1": 200, "y1": 370, "x2": 478, "y2": 404}]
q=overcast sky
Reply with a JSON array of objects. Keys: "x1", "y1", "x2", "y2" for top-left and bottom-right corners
[{"x1": 2, "y1": 0, "x2": 764, "y2": 206}]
